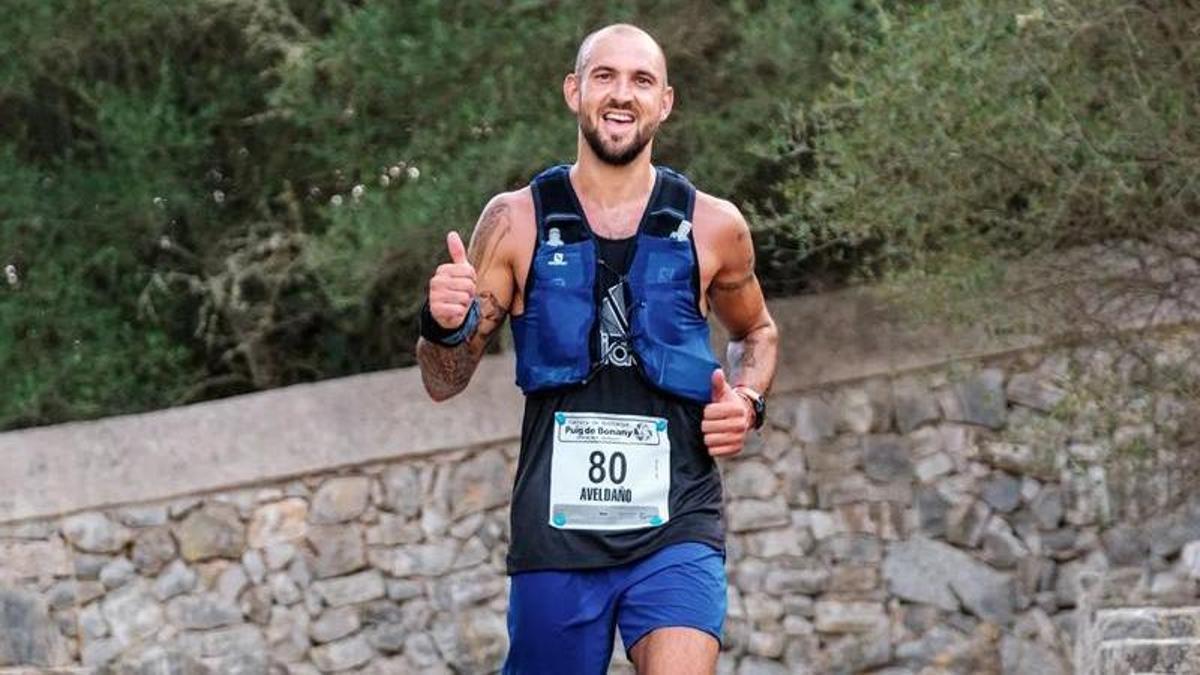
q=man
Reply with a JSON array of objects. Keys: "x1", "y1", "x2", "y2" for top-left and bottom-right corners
[{"x1": 416, "y1": 24, "x2": 778, "y2": 675}]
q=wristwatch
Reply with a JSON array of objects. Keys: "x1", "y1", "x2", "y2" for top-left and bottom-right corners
[{"x1": 733, "y1": 386, "x2": 767, "y2": 430}]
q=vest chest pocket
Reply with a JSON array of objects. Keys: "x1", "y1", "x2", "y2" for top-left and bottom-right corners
[
  {"x1": 514, "y1": 240, "x2": 596, "y2": 388},
  {"x1": 637, "y1": 238, "x2": 693, "y2": 286},
  {"x1": 534, "y1": 241, "x2": 590, "y2": 289}
]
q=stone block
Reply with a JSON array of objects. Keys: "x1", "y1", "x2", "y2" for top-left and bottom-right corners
[
  {"x1": 894, "y1": 379, "x2": 941, "y2": 434},
  {"x1": 153, "y1": 559, "x2": 197, "y2": 600},
  {"x1": 431, "y1": 568, "x2": 505, "y2": 611},
  {"x1": 862, "y1": 434, "x2": 913, "y2": 483},
  {"x1": 938, "y1": 369, "x2": 1007, "y2": 429},
  {"x1": 789, "y1": 396, "x2": 837, "y2": 443},
  {"x1": 815, "y1": 472, "x2": 912, "y2": 508},
  {"x1": 312, "y1": 570, "x2": 386, "y2": 607},
  {"x1": 310, "y1": 477, "x2": 370, "y2": 524},
  {"x1": 882, "y1": 537, "x2": 1015, "y2": 625},
  {"x1": 981, "y1": 516, "x2": 1030, "y2": 569},
  {"x1": 366, "y1": 513, "x2": 423, "y2": 547},
  {"x1": 915, "y1": 485, "x2": 951, "y2": 538},
  {"x1": 1005, "y1": 372, "x2": 1067, "y2": 413},
  {"x1": 114, "y1": 504, "x2": 170, "y2": 528},
  {"x1": 818, "y1": 534, "x2": 883, "y2": 565},
  {"x1": 99, "y1": 556, "x2": 136, "y2": 589},
  {"x1": 431, "y1": 607, "x2": 507, "y2": 673},
  {"x1": 248, "y1": 498, "x2": 309, "y2": 548},
  {"x1": 1031, "y1": 485, "x2": 1065, "y2": 530},
  {"x1": 836, "y1": 501, "x2": 907, "y2": 541},
  {"x1": 946, "y1": 500, "x2": 991, "y2": 549},
  {"x1": 726, "y1": 497, "x2": 790, "y2": 533},
  {"x1": 310, "y1": 606, "x2": 360, "y2": 644},
  {"x1": 131, "y1": 526, "x2": 177, "y2": 575},
  {"x1": 165, "y1": 592, "x2": 242, "y2": 630},
  {"x1": 834, "y1": 387, "x2": 875, "y2": 434},
  {"x1": 381, "y1": 465, "x2": 422, "y2": 517},
  {"x1": 310, "y1": 633, "x2": 374, "y2": 672},
  {"x1": 0, "y1": 589, "x2": 69, "y2": 667},
  {"x1": 725, "y1": 461, "x2": 779, "y2": 500},
  {"x1": 450, "y1": 449, "x2": 510, "y2": 518},
  {"x1": 306, "y1": 524, "x2": 366, "y2": 579},
  {"x1": 747, "y1": 631, "x2": 785, "y2": 658},
  {"x1": 980, "y1": 442, "x2": 1060, "y2": 481},
  {"x1": 0, "y1": 539, "x2": 71, "y2": 582},
  {"x1": 265, "y1": 605, "x2": 310, "y2": 663},
  {"x1": 175, "y1": 504, "x2": 246, "y2": 562},
  {"x1": 102, "y1": 580, "x2": 164, "y2": 646},
  {"x1": 743, "y1": 528, "x2": 811, "y2": 558},
  {"x1": 914, "y1": 452, "x2": 954, "y2": 484},
  {"x1": 62, "y1": 513, "x2": 132, "y2": 553},
  {"x1": 763, "y1": 565, "x2": 830, "y2": 595},
  {"x1": 981, "y1": 473, "x2": 1022, "y2": 513}
]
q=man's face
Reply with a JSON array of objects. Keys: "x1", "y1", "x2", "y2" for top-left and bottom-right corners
[{"x1": 565, "y1": 32, "x2": 673, "y2": 166}]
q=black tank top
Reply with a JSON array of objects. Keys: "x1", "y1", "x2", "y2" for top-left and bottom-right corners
[{"x1": 506, "y1": 234, "x2": 725, "y2": 573}]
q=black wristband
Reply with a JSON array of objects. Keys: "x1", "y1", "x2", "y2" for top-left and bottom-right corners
[{"x1": 419, "y1": 299, "x2": 479, "y2": 347}]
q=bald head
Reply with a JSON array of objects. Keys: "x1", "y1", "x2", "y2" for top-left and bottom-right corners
[{"x1": 574, "y1": 24, "x2": 668, "y2": 85}]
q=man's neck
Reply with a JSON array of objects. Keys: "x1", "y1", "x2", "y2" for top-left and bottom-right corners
[{"x1": 570, "y1": 142, "x2": 655, "y2": 209}]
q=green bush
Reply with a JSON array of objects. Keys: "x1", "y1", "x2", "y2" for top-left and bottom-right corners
[
  {"x1": 770, "y1": 0, "x2": 1199, "y2": 324},
  {"x1": 1, "y1": 0, "x2": 873, "y2": 429}
]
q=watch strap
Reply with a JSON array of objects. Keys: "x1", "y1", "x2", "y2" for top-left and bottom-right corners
[{"x1": 733, "y1": 386, "x2": 766, "y2": 430}]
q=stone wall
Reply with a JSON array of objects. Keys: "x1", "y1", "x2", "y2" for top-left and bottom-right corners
[
  {"x1": 2, "y1": 293, "x2": 1199, "y2": 674},
  {"x1": 1, "y1": 446, "x2": 518, "y2": 674}
]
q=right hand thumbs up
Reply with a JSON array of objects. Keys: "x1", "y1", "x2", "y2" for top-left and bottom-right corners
[
  {"x1": 447, "y1": 230, "x2": 468, "y2": 265},
  {"x1": 429, "y1": 231, "x2": 477, "y2": 330}
]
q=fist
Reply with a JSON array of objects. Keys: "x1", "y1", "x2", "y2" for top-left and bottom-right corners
[
  {"x1": 428, "y1": 231, "x2": 477, "y2": 329},
  {"x1": 702, "y1": 369, "x2": 754, "y2": 457}
]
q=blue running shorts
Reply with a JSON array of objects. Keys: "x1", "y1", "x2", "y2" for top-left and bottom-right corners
[{"x1": 503, "y1": 542, "x2": 727, "y2": 674}]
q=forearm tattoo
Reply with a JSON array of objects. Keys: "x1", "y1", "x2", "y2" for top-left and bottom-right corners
[
  {"x1": 417, "y1": 338, "x2": 477, "y2": 400},
  {"x1": 727, "y1": 328, "x2": 777, "y2": 393}
]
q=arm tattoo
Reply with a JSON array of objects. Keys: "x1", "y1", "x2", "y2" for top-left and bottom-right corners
[
  {"x1": 727, "y1": 327, "x2": 776, "y2": 393},
  {"x1": 475, "y1": 290, "x2": 510, "y2": 341},
  {"x1": 470, "y1": 202, "x2": 512, "y2": 273},
  {"x1": 711, "y1": 272, "x2": 756, "y2": 293}
]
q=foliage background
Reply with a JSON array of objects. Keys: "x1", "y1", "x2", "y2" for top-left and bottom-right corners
[{"x1": 2, "y1": 0, "x2": 1196, "y2": 430}]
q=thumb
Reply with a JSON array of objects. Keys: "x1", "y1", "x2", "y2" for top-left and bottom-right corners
[
  {"x1": 447, "y1": 231, "x2": 468, "y2": 265},
  {"x1": 711, "y1": 369, "x2": 730, "y2": 402}
]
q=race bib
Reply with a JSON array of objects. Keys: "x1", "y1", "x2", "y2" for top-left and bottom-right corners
[{"x1": 548, "y1": 412, "x2": 670, "y2": 531}]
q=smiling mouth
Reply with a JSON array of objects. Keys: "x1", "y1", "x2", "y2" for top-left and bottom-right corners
[{"x1": 601, "y1": 111, "x2": 636, "y2": 131}]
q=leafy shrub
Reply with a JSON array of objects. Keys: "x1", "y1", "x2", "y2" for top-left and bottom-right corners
[
  {"x1": 770, "y1": 0, "x2": 1199, "y2": 321},
  {"x1": 1, "y1": 0, "x2": 872, "y2": 429}
]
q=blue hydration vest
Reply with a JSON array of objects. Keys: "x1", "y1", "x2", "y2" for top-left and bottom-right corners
[{"x1": 511, "y1": 164, "x2": 720, "y2": 404}]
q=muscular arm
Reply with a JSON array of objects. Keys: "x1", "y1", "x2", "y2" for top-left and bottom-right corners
[
  {"x1": 416, "y1": 195, "x2": 517, "y2": 401},
  {"x1": 706, "y1": 202, "x2": 779, "y2": 395}
]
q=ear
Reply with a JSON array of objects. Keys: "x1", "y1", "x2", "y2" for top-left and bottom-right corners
[
  {"x1": 563, "y1": 72, "x2": 580, "y2": 114},
  {"x1": 660, "y1": 84, "x2": 674, "y2": 123}
]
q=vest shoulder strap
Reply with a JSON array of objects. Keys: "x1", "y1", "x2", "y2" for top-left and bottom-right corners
[
  {"x1": 530, "y1": 165, "x2": 589, "y2": 244},
  {"x1": 644, "y1": 165, "x2": 696, "y2": 238}
]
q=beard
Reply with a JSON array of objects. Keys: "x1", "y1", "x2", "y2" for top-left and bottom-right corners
[{"x1": 580, "y1": 112, "x2": 657, "y2": 166}]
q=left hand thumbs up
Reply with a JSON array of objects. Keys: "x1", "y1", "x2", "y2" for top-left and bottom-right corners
[{"x1": 702, "y1": 369, "x2": 753, "y2": 457}]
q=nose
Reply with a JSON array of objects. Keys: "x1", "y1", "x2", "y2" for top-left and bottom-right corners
[{"x1": 610, "y1": 75, "x2": 634, "y2": 102}]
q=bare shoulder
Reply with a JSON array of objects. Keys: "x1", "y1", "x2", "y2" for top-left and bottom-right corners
[
  {"x1": 484, "y1": 186, "x2": 536, "y2": 225},
  {"x1": 468, "y1": 186, "x2": 536, "y2": 268},
  {"x1": 691, "y1": 189, "x2": 751, "y2": 252}
]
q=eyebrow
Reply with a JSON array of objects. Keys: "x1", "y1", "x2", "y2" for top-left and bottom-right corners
[{"x1": 589, "y1": 65, "x2": 659, "y2": 83}]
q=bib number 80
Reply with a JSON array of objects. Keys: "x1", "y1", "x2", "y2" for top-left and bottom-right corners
[{"x1": 588, "y1": 450, "x2": 627, "y2": 484}]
